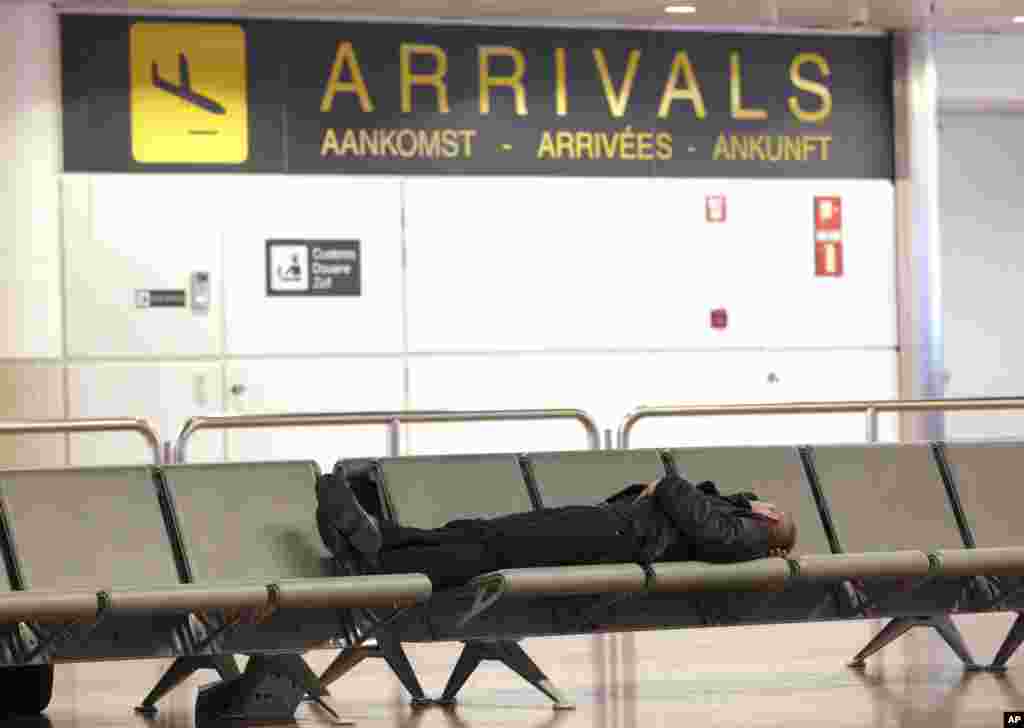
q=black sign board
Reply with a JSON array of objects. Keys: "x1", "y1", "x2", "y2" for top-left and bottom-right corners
[
  {"x1": 61, "y1": 15, "x2": 893, "y2": 178},
  {"x1": 135, "y1": 289, "x2": 187, "y2": 308},
  {"x1": 266, "y1": 240, "x2": 361, "y2": 296}
]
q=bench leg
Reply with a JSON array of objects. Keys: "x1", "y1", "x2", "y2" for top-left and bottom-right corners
[
  {"x1": 496, "y1": 641, "x2": 575, "y2": 710},
  {"x1": 136, "y1": 657, "x2": 235, "y2": 715},
  {"x1": 378, "y1": 633, "x2": 432, "y2": 707},
  {"x1": 439, "y1": 641, "x2": 575, "y2": 711},
  {"x1": 930, "y1": 615, "x2": 981, "y2": 669},
  {"x1": 437, "y1": 642, "x2": 485, "y2": 705},
  {"x1": 849, "y1": 616, "x2": 979, "y2": 670},
  {"x1": 991, "y1": 612, "x2": 1024, "y2": 671},
  {"x1": 320, "y1": 645, "x2": 376, "y2": 689},
  {"x1": 848, "y1": 618, "x2": 916, "y2": 668}
]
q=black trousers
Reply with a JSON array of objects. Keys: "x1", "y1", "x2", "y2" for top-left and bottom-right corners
[{"x1": 378, "y1": 506, "x2": 641, "y2": 590}]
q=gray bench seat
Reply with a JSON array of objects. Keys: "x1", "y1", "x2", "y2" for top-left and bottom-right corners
[{"x1": 0, "y1": 466, "x2": 196, "y2": 662}]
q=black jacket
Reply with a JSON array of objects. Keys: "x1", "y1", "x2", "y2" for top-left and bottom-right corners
[{"x1": 604, "y1": 475, "x2": 769, "y2": 564}]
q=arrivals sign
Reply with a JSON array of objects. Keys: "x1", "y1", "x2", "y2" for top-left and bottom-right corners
[{"x1": 61, "y1": 15, "x2": 893, "y2": 178}]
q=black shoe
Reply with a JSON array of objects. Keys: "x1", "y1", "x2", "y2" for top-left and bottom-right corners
[
  {"x1": 316, "y1": 474, "x2": 382, "y2": 557},
  {"x1": 316, "y1": 505, "x2": 360, "y2": 575}
]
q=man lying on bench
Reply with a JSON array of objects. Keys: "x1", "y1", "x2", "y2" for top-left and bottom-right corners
[{"x1": 316, "y1": 474, "x2": 798, "y2": 589}]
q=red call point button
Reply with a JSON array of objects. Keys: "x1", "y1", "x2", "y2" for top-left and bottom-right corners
[{"x1": 711, "y1": 308, "x2": 728, "y2": 329}]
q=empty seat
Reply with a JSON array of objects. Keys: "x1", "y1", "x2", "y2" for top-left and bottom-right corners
[
  {"x1": 159, "y1": 461, "x2": 347, "y2": 652},
  {"x1": 808, "y1": 444, "x2": 968, "y2": 616},
  {"x1": 941, "y1": 441, "x2": 1024, "y2": 607},
  {"x1": 523, "y1": 449, "x2": 666, "y2": 508},
  {"x1": 0, "y1": 467, "x2": 188, "y2": 660},
  {"x1": 0, "y1": 467, "x2": 178, "y2": 591},
  {"x1": 372, "y1": 454, "x2": 535, "y2": 529},
  {"x1": 941, "y1": 441, "x2": 1024, "y2": 550},
  {"x1": 809, "y1": 444, "x2": 963, "y2": 554},
  {"x1": 160, "y1": 461, "x2": 330, "y2": 585}
]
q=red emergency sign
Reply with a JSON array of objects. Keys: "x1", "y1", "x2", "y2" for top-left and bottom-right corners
[{"x1": 814, "y1": 195, "x2": 843, "y2": 277}]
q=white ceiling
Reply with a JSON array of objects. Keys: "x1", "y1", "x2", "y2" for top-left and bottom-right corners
[{"x1": 54, "y1": 0, "x2": 1024, "y2": 32}]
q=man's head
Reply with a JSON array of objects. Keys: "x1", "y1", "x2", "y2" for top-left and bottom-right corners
[{"x1": 750, "y1": 501, "x2": 798, "y2": 557}]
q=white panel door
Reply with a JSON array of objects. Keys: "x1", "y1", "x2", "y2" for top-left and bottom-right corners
[
  {"x1": 63, "y1": 176, "x2": 224, "y2": 358},
  {"x1": 224, "y1": 357, "x2": 404, "y2": 471},
  {"x1": 68, "y1": 362, "x2": 225, "y2": 466},
  {"x1": 223, "y1": 177, "x2": 404, "y2": 356}
]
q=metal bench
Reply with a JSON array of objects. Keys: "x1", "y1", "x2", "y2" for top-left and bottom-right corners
[
  {"x1": 324, "y1": 443, "x2": 1024, "y2": 710},
  {"x1": 805, "y1": 443, "x2": 986, "y2": 669},
  {"x1": 0, "y1": 463, "x2": 432, "y2": 722},
  {"x1": 142, "y1": 460, "x2": 433, "y2": 723}
]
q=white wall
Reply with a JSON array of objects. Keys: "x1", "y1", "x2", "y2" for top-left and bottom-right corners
[
  {"x1": 53, "y1": 173, "x2": 898, "y2": 463},
  {"x1": 938, "y1": 112, "x2": 1024, "y2": 439},
  {"x1": 405, "y1": 178, "x2": 895, "y2": 353},
  {"x1": 936, "y1": 34, "x2": 1024, "y2": 100},
  {"x1": 937, "y1": 34, "x2": 1024, "y2": 439}
]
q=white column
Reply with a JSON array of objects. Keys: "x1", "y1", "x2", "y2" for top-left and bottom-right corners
[
  {"x1": 893, "y1": 32, "x2": 945, "y2": 441},
  {"x1": 0, "y1": 0, "x2": 62, "y2": 359},
  {"x1": 0, "y1": 1, "x2": 66, "y2": 466}
]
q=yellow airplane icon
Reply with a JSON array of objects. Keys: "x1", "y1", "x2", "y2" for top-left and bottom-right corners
[{"x1": 152, "y1": 53, "x2": 226, "y2": 115}]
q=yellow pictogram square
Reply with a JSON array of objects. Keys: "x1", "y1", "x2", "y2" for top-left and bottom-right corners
[{"x1": 130, "y1": 22, "x2": 249, "y2": 164}]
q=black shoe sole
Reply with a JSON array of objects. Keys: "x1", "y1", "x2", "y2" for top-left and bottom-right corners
[{"x1": 317, "y1": 478, "x2": 382, "y2": 556}]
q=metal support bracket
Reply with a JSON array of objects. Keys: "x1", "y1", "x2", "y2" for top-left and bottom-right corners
[
  {"x1": 849, "y1": 570, "x2": 942, "y2": 618},
  {"x1": 574, "y1": 562, "x2": 656, "y2": 630},
  {"x1": 192, "y1": 585, "x2": 280, "y2": 654},
  {"x1": 975, "y1": 576, "x2": 1024, "y2": 612},
  {"x1": 454, "y1": 578, "x2": 507, "y2": 630},
  {"x1": 19, "y1": 591, "x2": 110, "y2": 665}
]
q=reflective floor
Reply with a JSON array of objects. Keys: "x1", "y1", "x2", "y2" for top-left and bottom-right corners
[{"x1": 22, "y1": 612, "x2": 1024, "y2": 727}]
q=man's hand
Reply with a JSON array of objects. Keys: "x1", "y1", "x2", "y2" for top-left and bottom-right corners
[
  {"x1": 639, "y1": 479, "x2": 660, "y2": 498},
  {"x1": 750, "y1": 501, "x2": 782, "y2": 522}
]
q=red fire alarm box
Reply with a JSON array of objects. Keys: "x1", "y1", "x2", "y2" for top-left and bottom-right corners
[
  {"x1": 706, "y1": 194, "x2": 727, "y2": 223},
  {"x1": 710, "y1": 308, "x2": 728, "y2": 330},
  {"x1": 814, "y1": 196, "x2": 843, "y2": 277}
]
